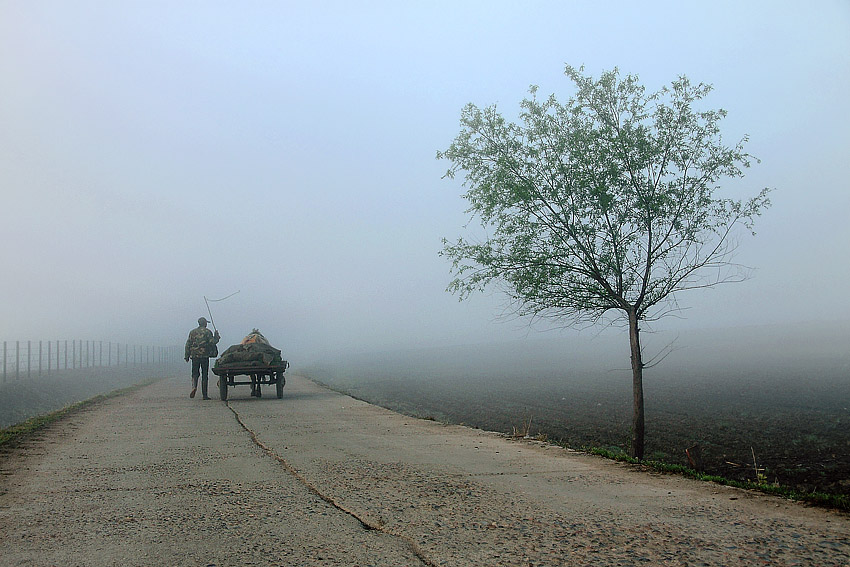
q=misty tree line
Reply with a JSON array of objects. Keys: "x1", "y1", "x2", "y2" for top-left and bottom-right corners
[{"x1": 1, "y1": 339, "x2": 181, "y2": 382}]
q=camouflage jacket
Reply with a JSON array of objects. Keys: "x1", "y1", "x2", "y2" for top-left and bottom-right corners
[{"x1": 184, "y1": 326, "x2": 220, "y2": 358}]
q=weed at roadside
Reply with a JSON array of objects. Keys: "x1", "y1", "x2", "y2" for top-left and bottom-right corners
[
  {"x1": 0, "y1": 379, "x2": 161, "y2": 448},
  {"x1": 585, "y1": 446, "x2": 849, "y2": 512}
]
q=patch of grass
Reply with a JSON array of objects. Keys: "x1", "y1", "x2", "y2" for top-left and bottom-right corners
[
  {"x1": 0, "y1": 379, "x2": 161, "y2": 448},
  {"x1": 585, "y1": 446, "x2": 850, "y2": 512}
]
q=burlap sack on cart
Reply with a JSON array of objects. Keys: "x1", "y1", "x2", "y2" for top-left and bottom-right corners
[{"x1": 215, "y1": 329, "x2": 283, "y2": 367}]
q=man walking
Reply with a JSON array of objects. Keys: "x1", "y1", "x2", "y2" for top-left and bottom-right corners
[{"x1": 184, "y1": 317, "x2": 221, "y2": 399}]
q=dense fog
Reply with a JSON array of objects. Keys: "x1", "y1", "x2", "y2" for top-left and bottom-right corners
[
  {"x1": 309, "y1": 320, "x2": 850, "y2": 387},
  {"x1": 1, "y1": 2, "x2": 848, "y2": 366}
]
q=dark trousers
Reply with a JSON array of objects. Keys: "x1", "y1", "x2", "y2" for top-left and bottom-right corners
[{"x1": 191, "y1": 357, "x2": 210, "y2": 397}]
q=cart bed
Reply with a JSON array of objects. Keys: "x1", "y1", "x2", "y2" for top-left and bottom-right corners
[{"x1": 212, "y1": 361, "x2": 289, "y2": 400}]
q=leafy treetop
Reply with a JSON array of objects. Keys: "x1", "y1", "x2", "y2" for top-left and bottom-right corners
[{"x1": 438, "y1": 65, "x2": 771, "y2": 326}]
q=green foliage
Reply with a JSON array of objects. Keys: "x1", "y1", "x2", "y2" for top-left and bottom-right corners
[
  {"x1": 587, "y1": 446, "x2": 850, "y2": 511},
  {"x1": 438, "y1": 65, "x2": 771, "y2": 323}
]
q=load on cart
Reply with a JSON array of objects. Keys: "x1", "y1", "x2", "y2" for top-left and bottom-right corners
[{"x1": 212, "y1": 329, "x2": 289, "y2": 400}]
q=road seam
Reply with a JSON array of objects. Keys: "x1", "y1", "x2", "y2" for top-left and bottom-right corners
[{"x1": 226, "y1": 402, "x2": 439, "y2": 567}]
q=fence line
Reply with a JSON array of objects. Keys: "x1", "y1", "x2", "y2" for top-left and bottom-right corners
[{"x1": 1, "y1": 340, "x2": 182, "y2": 383}]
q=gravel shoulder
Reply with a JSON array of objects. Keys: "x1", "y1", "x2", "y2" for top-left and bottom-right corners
[{"x1": 1, "y1": 374, "x2": 848, "y2": 566}]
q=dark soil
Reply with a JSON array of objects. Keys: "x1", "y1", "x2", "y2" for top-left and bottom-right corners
[{"x1": 301, "y1": 328, "x2": 850, "y2": 497}]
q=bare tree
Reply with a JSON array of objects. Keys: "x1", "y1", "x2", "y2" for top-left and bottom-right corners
[{"x1": 438, "y1": 66, "x2": 771, "y2": 459}]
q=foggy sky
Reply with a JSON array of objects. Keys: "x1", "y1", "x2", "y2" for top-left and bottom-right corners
[{"x1": 1, "y1": 1, "x2": 849, "y2": 363}]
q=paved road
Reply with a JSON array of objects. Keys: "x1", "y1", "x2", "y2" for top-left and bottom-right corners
[{"x1": 1, "y1": 375, "x2": 848, "y2": 566}]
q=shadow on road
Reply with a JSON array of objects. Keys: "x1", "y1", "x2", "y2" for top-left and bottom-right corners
[{"x1": 223, "y1": 390, "x2": 337, "y2": 403}]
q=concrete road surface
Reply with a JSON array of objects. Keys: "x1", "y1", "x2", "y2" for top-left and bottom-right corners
[{"x1": 0, "y1": 374, "x2": 848, "y2": 566}]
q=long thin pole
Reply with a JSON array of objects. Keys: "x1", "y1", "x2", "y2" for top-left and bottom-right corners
[
  {"x1": 203, "y1": 297, "x2": 218, "y2": 333},
  {"x1": 204, "y1": 290, "x2": 239, "y2": 334}
]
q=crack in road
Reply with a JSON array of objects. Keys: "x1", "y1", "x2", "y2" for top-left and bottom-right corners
[{"x1": 226, "y1": 401, "x2": 438, "y2": 567}]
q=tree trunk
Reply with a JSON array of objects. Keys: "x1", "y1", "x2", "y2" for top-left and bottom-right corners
[{"x1": 628, "y1": 308, "x2": 645, "y2": 460}]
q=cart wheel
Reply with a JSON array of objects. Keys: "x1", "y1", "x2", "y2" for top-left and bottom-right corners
[
  {"x1": 276, "y1": 372, "x2": 285, "y2": 399},
  {"x1": 219, "y1": 375, "x2": 228, "y2": 401}
]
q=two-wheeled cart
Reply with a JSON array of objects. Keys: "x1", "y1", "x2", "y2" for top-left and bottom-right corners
[{"x1": 212, "y1": 361, "x2": 289, "y2": 401}]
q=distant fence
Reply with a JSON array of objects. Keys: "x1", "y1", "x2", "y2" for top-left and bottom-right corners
[{"x1": 1, "y1": 340, "x2": 182, "y2": 382}]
